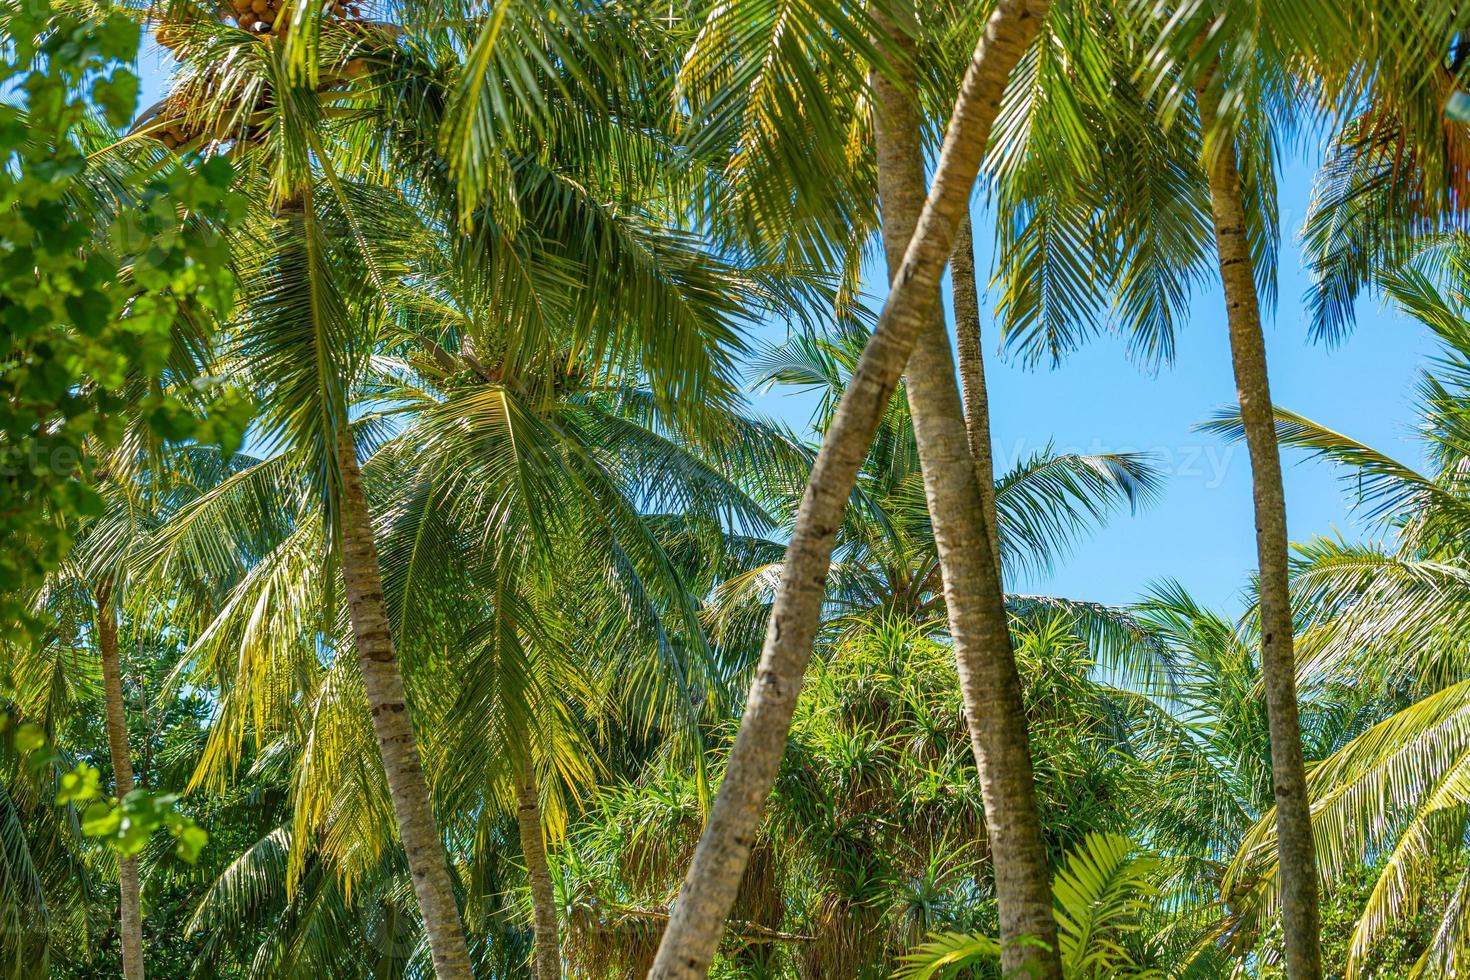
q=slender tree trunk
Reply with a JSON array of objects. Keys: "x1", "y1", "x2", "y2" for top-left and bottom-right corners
[
  {"x1": 514, "y1": 755, "x2": 561, "y2": 980},
  {"x1": 1198, "y1": 88, "x2": 1322, "y2": 980},
  {"x1": 951, "y1": 213, "x2": 1003, "y2": 577},
  {"x1": 646, "y1": 2, "x2": 1049, "y2": 976},
  {"x1": 870, "y1": 7, "x2": 1060, "y2": 975},
  {"x1": 95, "y1": 579, "x2": 144, "y2": 980},
  {"x1": 335, "y1": 434, "x2": 476, "y2": 980}
]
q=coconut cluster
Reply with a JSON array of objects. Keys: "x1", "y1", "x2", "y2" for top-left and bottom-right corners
[
  {"x1": 154, "y1": 1, "x2": 368, "y2": 55},
  {"x1": 149, "y1": 94, "x2": 206, "y2": 150},
  {"x1": 222, "y1": 0, "x2": 366, "y2": 35}
]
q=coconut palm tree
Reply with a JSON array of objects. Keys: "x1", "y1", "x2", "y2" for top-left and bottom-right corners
[
  {"x1": 119, "y1": 0, "x2": 784, "y2": 972},
  {"x1": 979, "y1": 2, "x2": 1461, "y2": 970},
  {"x1": 649, "y1": 2, "x2": 1055, "y2": 971},
  {"x1": 867, "y1": 4, "x2": 1061, "y2": 968},
  {"x1": 1207, "y1": 240, "x2": 1470, "y2": 975},
  {"x1": 153, "y1": 360, "x2": 796, "y2": 977},
  {"x1": 128, "y1": 22, "x2": 472, "y2": 973},
  {"x1": 1292, "y1": 3, "x2": 1470, "y2": 342},
  {"x1": 362, "y1": 288, "x2": 797, "y2": 978},
  {"x1": 1, "y1": 436, "x2": 266, "y2": 977},
  {"x1": 978, "y1": 12, "x2": 1320, "y2": 958},
  {"x1": 1146, "y1": 10, "x2": 1470, "y2": 968},
  {"x1": 127, "y1": 88, "x2": 798, "y2": 973}
]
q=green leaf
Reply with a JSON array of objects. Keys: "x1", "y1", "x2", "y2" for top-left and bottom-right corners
[
  {"x1": 12, "y1": 723, "x2": 45, "y2": 753},
  {"x1": 56, "y1": 763, "x2": 102, "y2": 806},
  {"x1": 80, "y1": 800, "x2": 120, "y2": 838},
  {"x1": 174, "y1": 823, "x2": 208, "y2": 863},
  {"x1": 91, "y1": 69, "x2": 138, "y2": 129}
]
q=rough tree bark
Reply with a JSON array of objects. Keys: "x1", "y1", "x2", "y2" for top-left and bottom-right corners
[
  {"x1": 335, "y1": 434, "x2": 476, "y2": 980},
  {"x1": 951, "y1": 212, "x2": 1003, "y2": 575},
  {"x1": 96, "y1": 578, "x2": 144, "y2": 980},
  {"x1": 871, "y1": 5, "x2": 1060, "y2": 974},
  {"x1": 645, "y1": 2, "x2": 1050, "y2": 976},
  {"x1": 515, "y1": 755, "x2": 562, "y2": 980},
  {"x1": 1198, "y1": 86, "x2": 1322, "y2": 980}
]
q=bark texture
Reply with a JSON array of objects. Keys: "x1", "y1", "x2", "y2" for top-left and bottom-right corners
[
  {"x1": 950, "y1": 212, "x2": 1003, "y2": 576},
  {"x1": 96, "y1": 579, "x2": 144, "y2": 980},
  {"x1": 646, "y1": 2, "x2": 1049, "y2": 976},
  {"x1": 1199, "y1": 88, "x2": 1322, "y2": 980},
  {"x1": 871, "y1": 7, "x2": 1060, "y2": 974},
  {"x1": 335, "y1": 435, "x2": 476, "y2": 980},
  {"x1": 515, "y1": 757, "x2": 562, "y2": 980}
]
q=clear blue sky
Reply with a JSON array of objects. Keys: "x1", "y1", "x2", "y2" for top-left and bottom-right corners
[
  {"x1": 135, "y1": 49, "x2": 1434, "y2": 614},
  {"x1": 978, "y1": 158, "x2": 1432, "y2": 611}
]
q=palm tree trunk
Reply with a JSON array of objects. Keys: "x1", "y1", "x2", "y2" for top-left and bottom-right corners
[
  {"x1": 646, "y1": 2, "x2": 1049, "y2": 976},
  {"x1": 1198, "y1": 88, "x2": 1322, "y2": 980},
  {"x1": 335, "y1": 434, "x2": 476, "y2": 980},
  {"x1": 95, "y1": 578, "x2": 144, "y2": 980},
  {"x1": 951, "y1": 213, "x2": 1003, "y2": 578},
  {"x1": 514, "y1": 756, "x2": 561, "y2": 980},
  {"x1": 870, "y1": 7, "x2": 1059, "y2": 975}
]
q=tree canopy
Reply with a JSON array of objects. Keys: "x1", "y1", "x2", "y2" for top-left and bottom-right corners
[{"x1": 6, "y1": 0, "x2": 1470, "y2": 977}]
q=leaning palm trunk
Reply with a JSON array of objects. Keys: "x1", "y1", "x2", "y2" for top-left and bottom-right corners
[
  {"x1": 870, "y1": 6, "x2": 1060, "y2": 975},
  {"x1": 1198, "y1": 89, "x2": 1322, "y2": 979},
  {"x1": 951, "y1": 213, "x2": 1002, "y2": 577},
  {"x1": 95, "y1": 579, "x2": 144, "y2": 980},
  {"x1": 646, "y1": 2, "x2": 1049, "y2": 976},
  {"x1": 334, "y1": 435, "x2": 475, "y2": 980},
  {"x1": 514, "y1": 756, "x2": 561, "y2": 980}
]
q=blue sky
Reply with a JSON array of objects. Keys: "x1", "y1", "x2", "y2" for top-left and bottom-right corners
[
  {"x1": 969, "y1": 159, "x2": 1435, "y2": 612},
  {"x1": 135, "y1": 47, "x2": 1435, "y2": 615}
]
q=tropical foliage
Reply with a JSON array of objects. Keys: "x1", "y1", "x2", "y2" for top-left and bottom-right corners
[{"x1": 7, "y1": 0, "x2": 1470, "y2": 977}]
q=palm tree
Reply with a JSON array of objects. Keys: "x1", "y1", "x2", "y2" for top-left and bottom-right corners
[
  {"x1": 648, "y1": 2, "x2": 1053, "y2": 972},
  {"x1": 1212, "y1": 243, "x2": 1470, "y2": 975},
  {"x1": 1293, "y1": 4, "x2": 1470, "y2": 342},
  {"x1": 978, "y1": 3, "x2": 1441, "y2": 970},
  {"x1": 3, "y1": 438, "x2": 264, "y2": 977},
  {"x1": 125, "y1": 1, "x2": 777, "y2": 973},
  {"x1": 3, "y1": 583, "x2": 106, "y2": 975},
  {"x1": 56, "y1": 458, "x2": 162, "y2": 980},
  {"x1": 982, "y1": 4, "x2": 1470, "y2": 970},
  {"x1": 364, "y1": 302, "x2": 783, "y2": 978},
  {"x1": 91, "y1": 575, "x2": 144, "y2": 979},
  {"x1": 132, "y1": 17, "x2": 474, "y2": 971},
  {"x1": 157, "y1": 369, "x2": 786, "y2": 976},
  {"x1": 133, "y1": 95, "x2": 782, "y2": 976},
  {"x1": 1144, "y1": 11, "x2": 1470, "y2": 968},
  {"x1": 868, "y1": 3, "x2": 1059, "y2": 969},
  {"x1": 950, "y1": 213, "x2": 1002, "y2": 576},
  {"x1": 1192, "y1": 60, "x2": 1322, "y2": 980}
]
